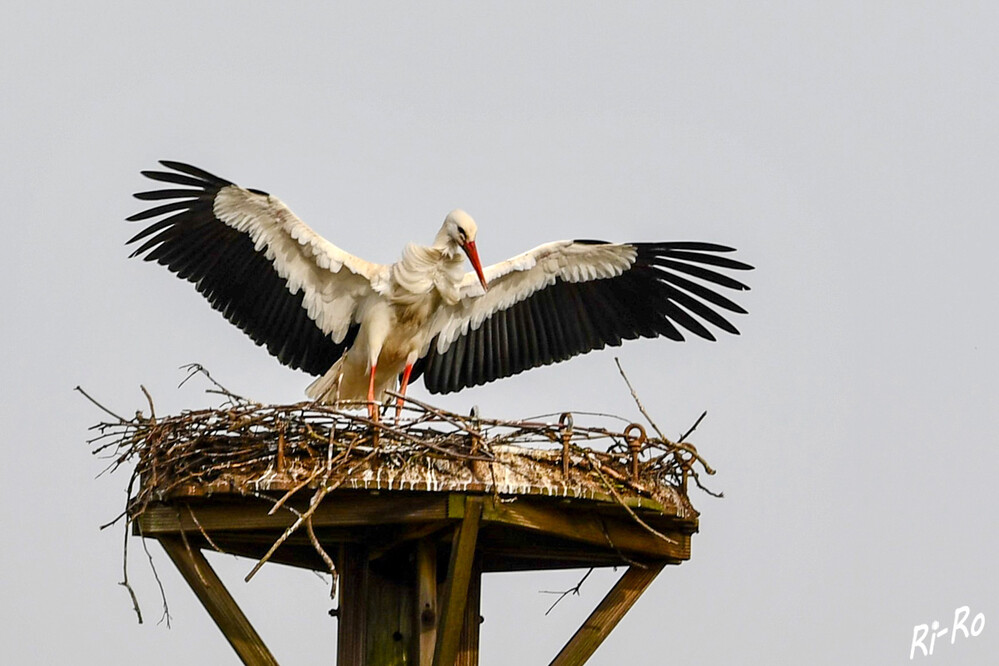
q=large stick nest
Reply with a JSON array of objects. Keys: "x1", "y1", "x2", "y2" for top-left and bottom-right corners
[
  {"x1": 83, "y1": 365, "x2": 719, "y2": 623},
  {"x1": 86, "y1": 367, "x2": 718, "y2": 526}
]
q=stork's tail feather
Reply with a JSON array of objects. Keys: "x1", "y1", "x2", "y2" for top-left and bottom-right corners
[{"x1": 306, "y1": 358, "x2": 345, "y2": 404}]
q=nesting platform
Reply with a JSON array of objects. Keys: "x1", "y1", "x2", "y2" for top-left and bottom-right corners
[{"x1": 96, "y1": 395, "x2": 709, "y2": 665}]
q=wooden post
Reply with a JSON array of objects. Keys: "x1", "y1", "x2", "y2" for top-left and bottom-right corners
[
  {"x1": 337, "y1": 543, "x2": 419, "y2": 666},
  {"x1": 415, "y1": 538, "x2": 438, "y2": 666},
  {"x1": 548, "y1": 562, "x2": 666, "y2": 666},
  {"x1": 365, "y1": 560, "x2": 415, "y2": 665},
  {"x1": 337, "y1": 544, "x2": 368, "y2": 665},
  {"x1": 158, "y1": 536, "x2": 278, "y2": 666},
  {"x1": 433, "y1": 497, "x2": 483, "y2": 666}
]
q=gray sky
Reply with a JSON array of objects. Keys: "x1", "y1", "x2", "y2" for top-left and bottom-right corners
[{"x1": 2, "y1": 2, "x2": 996, "y2": 664}]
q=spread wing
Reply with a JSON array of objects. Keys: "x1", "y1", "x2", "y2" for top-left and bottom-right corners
[
  {"x1": 413, "y1": 239, "x2": 752, "y2": 393},
  {"x1": 126, "y1": 161, "x2": 389, "y2": 375}
]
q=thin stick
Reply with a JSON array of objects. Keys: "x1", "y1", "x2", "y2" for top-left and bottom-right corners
[
  {"x1": 586, "y1": 452, "x2": 678, "y2": 546},
  {"x1": 187, "y1": 505, "x2": 225, "y2": 554},
  {"x1": 175, "y1": 516, "x2": 207, "y2": 587},
  {"x1": 140, "y1": 385, "x2": 157, "y2": 422},
  {"x1": 305, "y1": 517, "x2": 338, "y2": 598},
  {"x1": 386, "y1": 390, "x2": 481, "y2": 436},
  {"x1": 613, "y1": 358, "x2": 668, "y2": 441},
  {"x1": 596, "y1": 513, "x2": 646, "y2": 568},
  {"x1": 541, "y1": 568, "x2": 594, "y2": 615},
  {"x1": 119, "y1": 517, "x2": 143, "y2": 624},
  {"x1": 678, "y1": 410, "x2": 707, "y2": 444},
  {"x1": 75, "y1": 385, "x2": 128, "y2": 423},
  {"x1": 267, "y1": 465, "x2": 326, "y2": 515},
  {"x1": 179, "y1": 362, "x2": 250, "y2": 403},
  {"x1": 135, "y1": 522, "x2": 171, "y2": 627},
  {"x1": 244, "y1": 484, "x2": 332, "y2": 582}
]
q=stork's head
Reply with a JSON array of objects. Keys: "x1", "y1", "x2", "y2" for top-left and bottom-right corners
[{"x1": 438, "y1": 209, "x2": 488, "y2": 291}]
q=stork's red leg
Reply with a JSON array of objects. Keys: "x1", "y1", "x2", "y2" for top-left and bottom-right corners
[
  {"x1": 396, "y1": 363, "x2": 414, "y2": 420},
  {"x1": 367, "y1": 363, "x2": 378, "y2": 421}
]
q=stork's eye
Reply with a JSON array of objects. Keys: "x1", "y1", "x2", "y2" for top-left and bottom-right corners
[{"x1": 458, "y1": 228, "x2": 468, "y2": 242}]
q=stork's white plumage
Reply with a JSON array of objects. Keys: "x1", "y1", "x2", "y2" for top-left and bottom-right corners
[{"x1": 128, "y1": 161, "x2": 752, "y2": 418}]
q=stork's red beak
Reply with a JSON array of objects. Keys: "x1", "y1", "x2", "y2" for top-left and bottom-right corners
[{"x1": 463, "y1": 240, "x2": 488, "y2": 291}]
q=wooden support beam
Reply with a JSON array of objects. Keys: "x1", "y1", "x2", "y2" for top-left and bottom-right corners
[
  {"x1": 433, "y1": 497, "x2": 483, "y2": 666},
  {"x1": 549, "y1": 561, "x2": 666, "y2": 666},
  {"x1": 158, "y1": 536, "x2": 278, "y2": 666},
  {"x1": 482, "y1": 498, "x2": 689, "y2": 561},
  {"x1": 415, "y1": 538, "x2": 438, "y2": 666},
  {"x1": 139, "y1": 493, "x2": 449, "y2": 535}
]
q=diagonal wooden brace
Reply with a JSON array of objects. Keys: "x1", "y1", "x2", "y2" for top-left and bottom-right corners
[
  {"x1": 158, "y1": 536, "x2": 279, "y2": 666},
  {"x1": 549, "y1": 561, "x2": 666, "y2": 666}
]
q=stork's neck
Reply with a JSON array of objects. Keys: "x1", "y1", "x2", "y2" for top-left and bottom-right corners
[
  {"x1": 392, "y1": 242, "x2": 465, "y2": 299},
  {"x1": 432, "y1": 230, "x2": 462, "y2": 259}
]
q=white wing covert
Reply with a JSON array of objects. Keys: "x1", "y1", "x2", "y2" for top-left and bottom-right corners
[{"x1": 430, "y1": 241, "x2": 637, "y2": 350}]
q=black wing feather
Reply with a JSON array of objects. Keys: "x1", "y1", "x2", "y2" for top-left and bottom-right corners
[
  {"x1": 420, "y1": 241, "x2": 752, "y2": 394},
  {"x1": 140, "y1": 170, "x2": 215, "y2": 188},
  {"x1": 133, "y1": 188, "x2": 204, "y2": 201},
  {"x1": 126, "y1": 161, "x2": 352, "y2": 375}
]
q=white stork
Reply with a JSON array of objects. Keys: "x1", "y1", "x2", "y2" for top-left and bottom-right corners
[{"x1": 127, "y1": 161, "x2": 752, "y2": 419}]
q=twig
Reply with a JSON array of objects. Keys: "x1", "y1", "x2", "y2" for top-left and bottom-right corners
[
  {"x1": 140, "y1": 385, "x2": 156, "y2": 423},
  {"x1": 595, "y1": 513, "x2": 646, "y2": 568},
  {"x1": 386, "y1": 390, "x2": 482, "y2": 437},
  {"x1": 186, "y1": 505, "x2": 225, "y2": 554},
  {"x1": 75, "y1": 385, "x2": 128, "y2": 423},
  {"x1": 521, "y1": 410, "x2": 632, "y2": 425},
  {"x1": 100, "y1": 509, "x2": 129, "y2": 531},
  {"x1": 115, "y1": 467, "x2": 144, "y2": 623},
  {"x1": 244, "y1": 482, "x2": 334, "y2": 582},
  {"x1": 613, "y1": 358, "x2": 667, "y2": 441},
  {"x1": 135, "y1": 522, "x2": 171, "y2": 627},
  {"x1": 118, "y1": 513, "x2": 143, "y2": 624},
  {"x1": 305, "y1": 517, "x2": 338, "y2": 599},
  {"x1": 690, "y1": 473, "x2": 724, "y2": 498},
  {"x1": 586, "y1": 452, "x2": 678, "y2": 546},
  {"x1": 179, "y1": 363, "x2": 250, "y2": 404},
  {"x1": 678, "y1": 410, "x2": 706, "y2": 444},
  {"x1": 541, "y1": 568, "x2": 594, "y2": 615},
  {"x1": 176, "y1": 517, "x2": 207, "y2": 587},
  {"x1": 268, "y1": 464, "x2": 327, "y2": 515}
]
